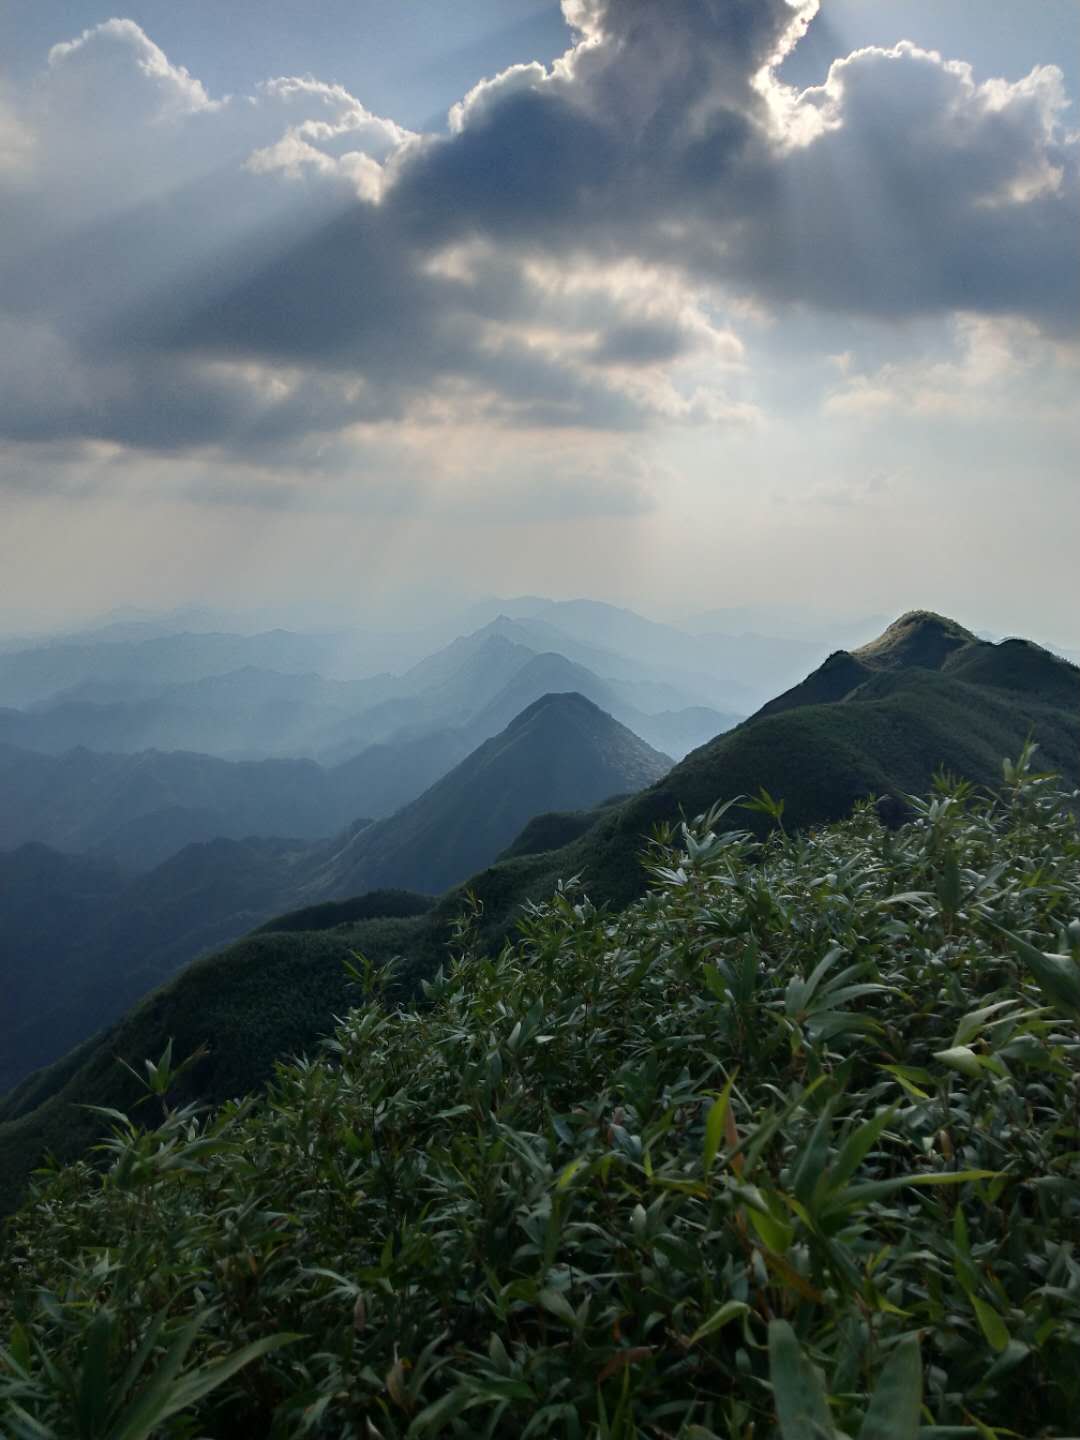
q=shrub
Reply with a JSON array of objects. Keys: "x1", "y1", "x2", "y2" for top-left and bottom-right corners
[{"x1": 2, "y1": 748, "x2": 1079, "y2": 1436}]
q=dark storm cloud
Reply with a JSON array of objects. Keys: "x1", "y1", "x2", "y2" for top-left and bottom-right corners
[{"x1": 0, "y1": 0, "x2": 1076, "y2": 470}]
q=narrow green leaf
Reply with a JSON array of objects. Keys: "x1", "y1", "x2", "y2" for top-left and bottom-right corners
[
  {"x1": 689, "y1": 1301, "x2": 751, "y2": 1346},
  {"x1": 4, "y1": 1403, "x2": 57, "y2": 1440},
  {"x1": 768, "y1": 1320, "x2": 835, "y2": 1440},
  {"x1": 936, "y1": 850, "x2": 962, "y2": 915},
  {"x1": 970, "y1": 1296, "x2": 1010, "y2": 1353},
  {"x1": 878, "y1": 1065, "x2": 931, "y2": 1100},
  {"x1": 953, "y1": 1000, "x2": 1021, "y2": 1048},
  {"x1": 538, "y1": 1289, "x2": 577, "y2": 1326},
  {"x1": 155, "y1": 1334, "x2": 300, "y2": 1420},
  {"x1": 407, "y1": 1386, "x2": 473, "y2": 1435},
  {"x1": 109, "y1": 1318, "x2": 202, "y2": 1440},
  {"x1": 824, "y1": 1105, "x2": 897, "y2": 1199},
  {"x1": 834, "y1": 1170, "x2": 1000, "y2": 1211},
  {"x1": 801, "y1": 945, "x2": 846, "y2": 1008},
  {"x1": 703, "y1": 1070, "x2": 738, "y2": 1178},
  {"x1": 77, "y1": 1309, "x2": 115, "y2": 1439},
  {"x1": 793, "y1": 1102, "x2": 834, "y2": 1207},
  {"x1": 858, "y1": 1334, "x2": 922, "y2": 1440},
  {"x1": 934, "y1": 1047, "x2": 984, "y2": 1079},
  {"x1": 989, "y1": 922, "x2": 1080, "y2": 1017},
  {"x1": 749, "y1": 1204, "x2": 795, "y2": 1253},
  {"x1": 556, "y1": 1157, "x2": 587, "y2": 1191}
]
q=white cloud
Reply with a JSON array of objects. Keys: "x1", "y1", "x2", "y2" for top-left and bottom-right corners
[
  {"x1": 0, "y1": 86, "x2": 34, "y2": 178},
  {"x1": 824, "y1": 314, "x2": 1067, "y2": 419},
  {"x1": 47, "y1": 18, "x2": 216, "y2": 119}
]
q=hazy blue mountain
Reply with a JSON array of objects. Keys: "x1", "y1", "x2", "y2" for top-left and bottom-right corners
[
  {"x1": 0, "y1": 634, "x2": 538, "y2": 761},
  {"x1": 464, "y1": 651, "x2": 736, "y2": 759},
  {"x1": 681, "y1": 605, "x2": 891, "y2": 648},
  {"x1": 479, "y1": 614, "x2": 733, "y2": 705},
  {"x1": 631, "y1": 706, "x2": 741, "y2": 759},
  {"x1": 307, "y1": 693, "x2": 673, "y2": 901},
  {"x1": 326, "y1": 729, "x2": 475, "y2": 815},
  {"x1": 0, "y1": 743, "x2": 387, "y2": 867},
  {"x1": 473, "y1": 600, "x2": 831, "y2": 710},
  {"x1": 0, "y1": 630, "x2": 375, "y2": 709},
  {"x1": 0, "y1": 603, "x2": 757, "y2": 765}
]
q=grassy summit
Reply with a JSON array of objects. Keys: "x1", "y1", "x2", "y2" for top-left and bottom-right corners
[{"x1": 2, "y1": 753, "x2": 1078, "y2": 1435}]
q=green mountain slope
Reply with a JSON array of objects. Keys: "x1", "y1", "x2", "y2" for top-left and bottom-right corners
[{"x1": 2, "y1": 614, "x2": 1077, "y2": 1214}]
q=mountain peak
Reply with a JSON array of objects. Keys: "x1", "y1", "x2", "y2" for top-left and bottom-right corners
[
  {"x1": 315, "y1": 690, "x2": 670, "y2": 901},
  {"x1": 507, "y1": 690, "x2": 604, "y2": 731},
  {"x1": 853, "y1": 611, "x2": 977, "y2": 670},
  {"x1": 751, "y1": 610, "x2": 979, "y2": 723}
]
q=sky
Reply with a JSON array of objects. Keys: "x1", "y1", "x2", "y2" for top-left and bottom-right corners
[{"x1": 0, "y1": 0, "x2": 1077, "y2": 640}]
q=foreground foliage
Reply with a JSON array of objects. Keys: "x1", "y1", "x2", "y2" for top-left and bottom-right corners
[{"x1": 3, "y1": 751, "x2": 1080, "y2": 1437}]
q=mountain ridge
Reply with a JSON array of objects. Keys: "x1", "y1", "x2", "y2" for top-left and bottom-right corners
[{"x1": 2, "y1": 613, "x2": 1078, "y2": 1214}]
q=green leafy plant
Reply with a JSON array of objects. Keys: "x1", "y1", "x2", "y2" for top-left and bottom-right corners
[{"x1": 2, "y1": 750, "x2": 1078, "y2": 1435}]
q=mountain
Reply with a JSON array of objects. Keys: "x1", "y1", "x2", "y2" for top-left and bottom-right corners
[
  {"x1": 0, "y1": 737, "x2": 490, "y2": 868},
  {"x1": 751, "y1": 612, "x2": 1030, "y2": 721},
  {"x1": 0, "y1": 744, "x2": 357, "y2": 866},
  {"x1": 0, "y1": 623, "x2": 735, "y2": 778},
  {"x1": 315, "y1": 634, "x2": 539, "y2": 759},
  {"x1": 326, "y1": 730, "x2": 474, "y2": 817},
  {"x1": 479, "y1": 614, "x2": 740, "y2": 708},
  {"x1": 0, "y1": 629, "x2": 370, "y2": 709},
  {"x1": 463, "y1": 651, "x2": 736, "y2": 758},
  {"x1": 682, "y1": 604, "x2": 891, "y2": 648},
  {"x1": 3, "y1": 614, "x2": 1078, "y2": 1213},
  {"x1": 305, "y1": 693, "x2": 673, "y2": 899},
  {"x1": 0, "y1": 666, "x2": 395, "y2": 760},
  {"x1": 0, "y1": 834, "x2": 325, "y2": 1099},
  {"x1": 0, "y1": 694, "x2": 670, "y2": 1096},
  {"x1": 480, "y1": 601, "x2": 830, "y2": 710}
]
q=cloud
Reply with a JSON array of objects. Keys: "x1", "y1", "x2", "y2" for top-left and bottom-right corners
[
  {"x1": 0, "y1": 1, "x2": 1075, "y2": 501},
  {"x1": 47, "y1": 18, "x2": 215, "y2": 120},
  {"x1": 735, "y1": 43, "x2": 1079, "y2": 327},
  {"x1": 824, "y1": 313, "x2": 1076, "y2": 419},
  {"x1": 0, "y1": 85, "x2": 34, "y2": 178}
]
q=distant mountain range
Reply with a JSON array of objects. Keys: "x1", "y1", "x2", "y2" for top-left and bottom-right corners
[
  {"x1": 0, "y1": 608, "x2": 745, "y2": 875},
  {"x1": 3, "y1": 609, "x2": 1078, "y2": 1214},
  {"x1": 0, "y1": 612, "x2": 742, "y2": 771},
  {"x1": 0, "y1": 693, "x2": 671, "y2": 1097}
]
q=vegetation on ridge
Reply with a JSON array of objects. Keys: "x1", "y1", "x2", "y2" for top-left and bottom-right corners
[{"x1": 2, "y1": 749, "x2": 1079, "y2": 1436}]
